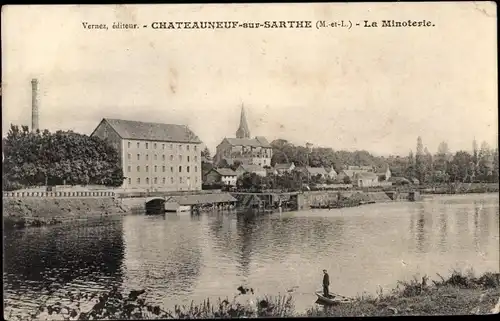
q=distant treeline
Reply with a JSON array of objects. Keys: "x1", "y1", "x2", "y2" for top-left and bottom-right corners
[
  {"x1": 2, "y1": 125, "x2": 124, "y2": 190},
  {"x1": 267, "y1": 137, "x2": 499, "y2": 184}
]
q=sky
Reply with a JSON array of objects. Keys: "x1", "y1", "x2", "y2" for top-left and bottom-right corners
[{"x1": 2, "y1": 3, "x2": 497, "y2": 156}]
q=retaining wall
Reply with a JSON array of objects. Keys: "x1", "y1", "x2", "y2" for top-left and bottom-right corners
[{"x1": 3, "y1": 191, "x2": 115, "y2": 198}]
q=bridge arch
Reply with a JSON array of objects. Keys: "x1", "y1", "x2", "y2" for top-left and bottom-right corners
[{"x1": 145, "y1": 197, "x2": 166, "y2": 215}]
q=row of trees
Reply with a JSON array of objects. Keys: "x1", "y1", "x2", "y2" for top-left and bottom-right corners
[
  {"x1": 2, "y1": 125, "x2": 124, "y2": 190},
  {"x1": 399, "y1": 137, "x2": 499, "y2": 184}
]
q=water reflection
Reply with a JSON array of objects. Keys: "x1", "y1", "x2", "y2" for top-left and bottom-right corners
[
  {"x1": 3, "y1": 217, "x2": 125, "y2": 313},
  {"x1": 3, "y1": 194, "x2": 499, "y2": 317}
]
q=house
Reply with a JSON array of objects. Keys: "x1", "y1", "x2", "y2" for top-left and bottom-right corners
[
  {"x1": 305, "y1": 167, "x2": 328, "y2": 179},
  {"x1": 214, "y1": 106, "x2": 273, "y2": 168},
  {"x1": 337, "y1": 169, "x2": 367, "y2": 182},
  {"x1": 376, "y1": 166, "x2": 392, "y2": 181},
  {"x1": 353, "y1": 172, "x2": 379, "y2": 188},
  {"x1": 347, "y1": 165, "x2": 374, "y2": 172},
  {"x1": 389, "y1": 177, "x2": 411, "y2": 185},
  {"x1": 204, "y1": 168, "x2": 238, "y2": 186},
  {"x1": 90, "y1": 118, "x2": 202, "y2": 191},
  {"x1": 235, "y1": 164, "x2": 267, "y2": 177},
  {"x1": 266, "y1": 167, "x2": 278, "y2": 176},
  {"x1": 325, "y1": 167, "x2": 338, "y2": 180},
  {"x1": 274, "y1": 162, "x2": 295, "y2": 175}
]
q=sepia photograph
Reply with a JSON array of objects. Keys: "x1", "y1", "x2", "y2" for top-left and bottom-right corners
[{"x1": 2, "y1": 2, "x2": 499, "y2": 319}]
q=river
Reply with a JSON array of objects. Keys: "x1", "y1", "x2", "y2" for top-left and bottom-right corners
[{"x1": 3, "y1": 193, "x2": 499, "y2": 317}]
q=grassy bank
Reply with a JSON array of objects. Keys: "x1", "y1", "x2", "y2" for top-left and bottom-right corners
[
  {"x1": 3, "y1": 197, "x2": 126, "y2": 230},
  {"x1": 419, "y1": 183, "x2": 499, "y2": 195},
  {"x1": 5, "y1": 270, "x2": 499, "y2": 320}
]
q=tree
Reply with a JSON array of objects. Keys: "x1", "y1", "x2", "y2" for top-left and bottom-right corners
[
  {"x1": 434, "y1": 141, "x2": 450, "y2": 173},
  {"x1": 415, "y1": 137, "x2": 427, "y2": 183},
  {"x1": 217, "y1": 158, "x2": 230, "y2": 168},
  {"x1": 201, "y1": 146, "x2": 211, "y2": 161},
  {"x1": 3, "y1": 124, "x2": 124, "y2": 189},
  {"x1": 447, "y1": 151, "x2": 473, "y2": 182},
  {"x1": 405, "y1": 150, "x2": 416, "y2": 179},
  {"x1": 343, "y1": 176, "x2": 351, "y2": 184}
]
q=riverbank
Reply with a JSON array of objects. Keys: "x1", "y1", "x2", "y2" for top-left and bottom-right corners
[
  {"x1": 419, "y1": 183, "x2": 499, "y2": 195},
  {"x1": 3, "y1": 197, "x2": 126, "y2": 230},
  {"x1": 7, "y1": 270, "x2": 498, "y2": 319}
]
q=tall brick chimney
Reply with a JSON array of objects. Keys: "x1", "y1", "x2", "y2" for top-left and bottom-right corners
[{"x1": 31, "y1": 78, "x2": 39, "y2": 132}]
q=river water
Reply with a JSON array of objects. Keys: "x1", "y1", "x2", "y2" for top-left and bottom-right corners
[{"x1": 4, "y1": 193, "x2": 499, "y2": 317}]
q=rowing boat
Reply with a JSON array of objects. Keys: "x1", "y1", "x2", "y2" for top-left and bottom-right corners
[{"x1": 315, "y1": 291, "x2": 355, "y2": 305}]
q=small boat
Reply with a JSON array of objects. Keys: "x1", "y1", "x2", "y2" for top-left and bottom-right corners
[{"x1": 315, "y1": 291, "x2": 355, "y2": 305}]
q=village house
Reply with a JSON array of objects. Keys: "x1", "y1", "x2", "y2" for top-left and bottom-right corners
[
  {"x1": 353, "y1": 172, "x2": 380, "y2": 188},
  {"x1": 214, "y1": 106, "x2": 273, "y2": 168},
  {"x1": 336, "y1": 169, "x2": 367, "y2": 182},
  {"x1": 376, "y1": 166, "x2": 392, "y2": 181},
  {"x1": 235, "y1": 164, "x2": 267, "y2": 177},
  {"x1": 204, "y1": 168, "x2": 238, "y2": 186},
  {"x1": 274, "y1": 162, "x2": 295, "y2": 175},
  {"x1": 325, "y1": 167, "x2": 338, "y2": 180},
  {"x1": 347, "y1": 165, "x2": 374, "y2": 172},
  {"x1": 91, "y1": 118, "x2": 202, "y2": 191}
]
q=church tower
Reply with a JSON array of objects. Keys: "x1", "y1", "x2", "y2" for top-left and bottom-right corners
[{"x1": 236, "y1": 104, "x2": 251, "y2": 139}]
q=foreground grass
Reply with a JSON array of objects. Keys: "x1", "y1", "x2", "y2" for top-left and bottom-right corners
[{"x1": 4, "y1": 270, "x2": 499, "y2": 320}]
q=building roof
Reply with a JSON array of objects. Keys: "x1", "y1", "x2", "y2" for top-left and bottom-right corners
[
  {"x1": 224, "y1": 137, "x2": 271, "y2": 148},
  {"x1": 347, "y1": 165, "x2": 373, "y2": 171},
  {"x1": 341, "y1": 169, "x2": 367, "y2": 177},
  {"x1": 236, "y1": 105, "x2": 251, "y2": 139},
  {"x1": 275, "y1": 163, "x2": 294, "y2": 170},
  {"x1": 307, "y1": 167, "x2": 328, "y2": 175},
  {"x1": 355, "y1": 172, "x2": 379, "y2": 179},
  {"x1": 166, "y1": 193, "x2": 237, "y2": 205},
  {"x1": 239, "y1": 164, "x2": 265, "y2": 172},
  {"x1": 96, "y1": 118, "x2": 202, "y2": 143},
  {"x1": 213, "y1": 168, "x2": 237, "y2": 176},
  {"x1": 325, "y1": 167, "x2": 337, "y2": 175}
]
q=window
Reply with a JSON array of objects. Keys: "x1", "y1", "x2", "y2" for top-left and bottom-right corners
[
  {"x1": 154, "y1": 154, "x2": 157, "y2": 161},
  {"x1": 146, "y1": 177, "x2": 149, "y2": 184},
  {"x1": 154, "y1": 177, "x2": 158, "y2": 184},
  {"x1": 162, "y1": 155, "x2": 165, "y2": 161},
  {"x1": 170, "y1": 144, "x2": 173, "y2": 149},
  {"x1": 194, "y1": 146, "x2": 197, "y2": 151},
  {"x1": 195, "y1": 177, "x2": 198, "y2": 182},
  {"x1": 146, "y1": 143, "x2": 149, "y2": 149},
  {"x1": 179, "y1": 145, "x2": 182, "y2": 150},
  {"x1": 137, "y1": 178, "x2": 140, "y2": 184},
  {"x1": 180, "y1": 177, "x2": 183, "y2": 183},
  {"x1": 128, "y1": 142, "x2": 131, "y2": 148},
  {"x1": 187, "y1": 166, "x2": 190, "y2": 173},
  {"x1": 128, "y1": 178, "x2": 131, "y2": 184},
  {"x1": 146, "y1": 154, "x2": 149, "y2": 161},
  {"x1": 128, "y1": 153, "x2": 131, "y2": 160},
  {"x1": 154, "y1": 165, "x2": 157, "y2": 172},
  {"x1": 170, "y1": 155, "x2": 173, "y2": 161},
  {"x1": 146, "y1": 165, "x2": 149, "y2": 172},
  {"x1": 127, "y1": 166, "x2": 131, "y2": 172},
  {"x1": 179, "y1": 155, "x2": 182, "y2": 162},
  {"x1": 162, "y1": 166, "x2": 166, "y2": 172},
  {"x1": 162, "y1": 144, "x2": 165, "y2": 149},
  {"x1": 170, "y1": 167, "x2": 173, "y2": 173},
  {"x1": 137, "y1": 142, "x2": 140, "y2": 148},
  {"x1": 179, "y1": 166, "x2": 182, "y2": 173},
  {"x1": 195, "y1": 166, "x2": 198, "y2": 172},
  {"x1": 187, "y1": 145, "x2": 190, "y2": 151},
  {"x1": 171, "y1": 177, "x2": 174, "y2": 184},
  {"x1": 163, "y1": 177, "x2": 166, "y2": 184},
  {"x1": 137, "y1": 154, "x2": 140, "y2": 160},
  {"x1": 195, "y1": 156, "x2": 198, "y2": 162},
  {"x1": 187, "y1": 156, "x2": 190, "y2": 162},
  {"x1": 154, "y1": 143, "x2": 157, "y2": 149},
  {"x1": 137, "y1": 166, "x2": 140, "y2": 172}
]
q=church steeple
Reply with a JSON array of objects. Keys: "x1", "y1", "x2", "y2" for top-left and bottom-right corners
[{"x1": 236, "y1": 104, "x2": 251, "y2": 139}]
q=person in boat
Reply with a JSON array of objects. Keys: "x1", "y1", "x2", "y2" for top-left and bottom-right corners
[{"x1": 322, "y1": 269, "x2": 330, "y2": 298}]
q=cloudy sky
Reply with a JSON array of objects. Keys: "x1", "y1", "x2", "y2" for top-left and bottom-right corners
[{"x1": 2, "y1": 3, "x2": 497, "y2": 156}]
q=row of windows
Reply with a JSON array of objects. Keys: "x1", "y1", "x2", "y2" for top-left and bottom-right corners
[
  {"x1": 127, "y1": 165, "x2": 198, "y2": 173},
  {"x1": 127, "y1": 141, "x2": 198, "y2": 151},
  {"x1": 127, "y1": 176, "x2": 199, "y2": 185},
  {"x1": 127, "y1": 154, "x2": 198, "y2": 162}
]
